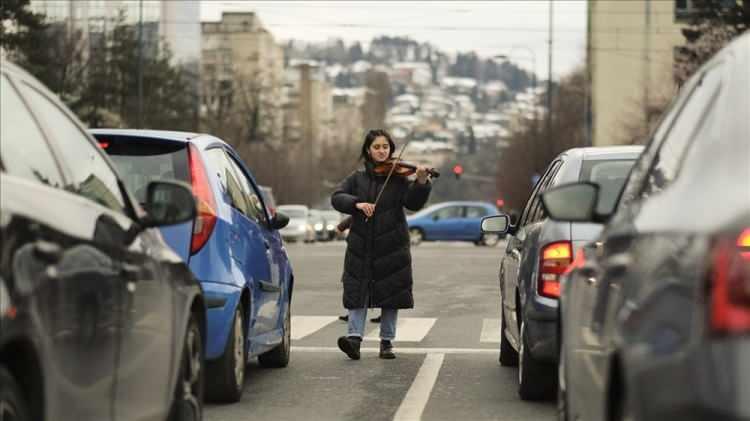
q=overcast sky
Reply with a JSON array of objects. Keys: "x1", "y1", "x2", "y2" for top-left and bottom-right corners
[{"x1": 201, "y1": 1, "x2": 588, "y2": 79}]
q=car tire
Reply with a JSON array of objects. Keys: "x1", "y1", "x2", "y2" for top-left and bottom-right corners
[
  {"x1": 0, "y1": 366, "x2": 30, "y2": 421},
  {"x1": 518, "y1": 320, "x2": 556, "y2": 401},
  {"x1": 409, "y1": 228, "x2": 423, "y2": 246},
  {"x1": 499, "y1": 308, "x2": 519, "y2": 367},
  {"x1": 258, "y1": 304, "x2": 291, "y2": 368},
  {"x1": 206, "y1": 303, "x2": 246, "y2": 403},
  {"x1": 170, "y1": 314, "x2": 204, "y2": 421}
]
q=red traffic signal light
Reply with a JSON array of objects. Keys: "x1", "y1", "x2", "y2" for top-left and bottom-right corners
[
  {"x1": 452, "y1": 164, "x2": 463, "y2": 179},
  {"x1": 496, "y1": 198, "x2": 505, "y2": 208}
]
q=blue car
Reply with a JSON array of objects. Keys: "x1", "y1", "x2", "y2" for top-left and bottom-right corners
[
  {"x1": 91, "y1": 129, "x2": 294, "y2": 403},
  {"x1": 407, "y1": 201, "x2": 502, "y2": 246}
]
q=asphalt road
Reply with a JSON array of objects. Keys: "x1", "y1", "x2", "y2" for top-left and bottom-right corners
[{"x1": 205, "y1": 241, "x2": 556, "y2": 421}]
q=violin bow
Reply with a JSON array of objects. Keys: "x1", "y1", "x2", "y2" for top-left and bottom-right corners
[{"x1": 366, "y1": 138, "x2": 411, "y2": 222}]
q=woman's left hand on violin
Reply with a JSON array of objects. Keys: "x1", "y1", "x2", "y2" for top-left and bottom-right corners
[{"x1": 415, "y1": 165, "x2": 429, "y2": 184}]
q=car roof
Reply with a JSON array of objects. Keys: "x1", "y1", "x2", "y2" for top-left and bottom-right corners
[
  {"x1": 89, "y1": 128, "x2": 203, "y2": 143},
  {"x1": 561, "y1": 146, "x2": 645, "y2": 161},
  {"x1": 429, "y1": 201, "x2": 495, "y2": 207}
]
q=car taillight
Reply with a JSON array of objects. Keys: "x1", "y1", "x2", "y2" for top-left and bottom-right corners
[
  {"x1": 538, "y1": 241, "x2": 572, "y2": 298},
  {"x1": 188, "y1": 144, "x2": 217, "y2": 255},
  {"x1": 710, "y1": 228, "x2": 750, "y2": 335}
]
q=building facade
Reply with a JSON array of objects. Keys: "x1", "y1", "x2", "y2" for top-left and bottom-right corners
[
  {"x1": 29, "y1": 0, "x2": 201, "y2": 65},
  {"x1": 588, "y1": 0, "x2": 686, "y2": 146},
  {"x1": 201, "y1": 12, "x2": 284, "y2": 144}
]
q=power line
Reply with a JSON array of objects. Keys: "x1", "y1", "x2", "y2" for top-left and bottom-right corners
[{"x1": 52, "y1": 17, "x2": 685, "y2": 35}]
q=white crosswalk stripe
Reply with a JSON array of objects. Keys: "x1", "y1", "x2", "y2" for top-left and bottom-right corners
[
  {"x1": 479, "y1": 318, "x2": 501, "y2": 343},
  {"x1": 291, "y1": 316, "x2": 338, "y2": 340},
  {"x1": 363, "y1": 317, "x2": 437, "y2": 342},
  {"x1": 291, "y1": 315, "x2": 502, "y2": 345}
]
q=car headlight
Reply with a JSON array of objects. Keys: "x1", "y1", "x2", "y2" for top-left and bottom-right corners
[
  {"x1": 327, "y1": 224, "x2": 335, "y2": 231},
  {"x1": 314, "y1": 223, "x2": 324, "y2": 231},
  {"x1": 298, "y1": 224, "x2": 306, "y2": 232}
]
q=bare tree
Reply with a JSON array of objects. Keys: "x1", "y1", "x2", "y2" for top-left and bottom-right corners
[{"x1": 496, "y1": 68, "x2": 588, "y2": 212}]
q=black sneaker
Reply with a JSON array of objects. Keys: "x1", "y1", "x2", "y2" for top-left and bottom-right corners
[
  {"x1": 338, "y1": 315, "x2": 349, "y2": 321},
  {"x1": 337, "y1": 336, "x2": 361, "y2": 360},
  {"x1": 370, "y1": 315, "x2": 381, "y2": 323},
  {"x1": 379, "y1": 340, "x2": 395, "y2": 359}
]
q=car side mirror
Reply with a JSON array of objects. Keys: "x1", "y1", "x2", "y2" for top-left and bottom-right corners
[
  {"x1": 540, "y1": 182, "x2": 601, "y2": 222},
  {"x1": 481, "y1": 214, "x2": 510, "y2": 234},
  {"x1": 270, "y1": 212, "x2": 290, "y2": 230},
  {"x1": 142, "y1": 180, "x2": 197, "y2": 228}
]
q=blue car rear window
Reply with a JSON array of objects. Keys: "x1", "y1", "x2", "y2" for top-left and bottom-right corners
[{"x1": 94, "y1": 135, "x2": 189, "y2": 205}]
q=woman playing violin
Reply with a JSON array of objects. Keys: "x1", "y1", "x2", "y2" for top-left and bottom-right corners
[{"x1": 331, "y1": 129, "x2": 432, "y2": 360}]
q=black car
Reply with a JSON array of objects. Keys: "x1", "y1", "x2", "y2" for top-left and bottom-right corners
[
  {"x1": 482, "y1": 146, "x2": 642, "y2": 401},
  {"x1": 0, "y1": 61, "x2": 206, "y2": 421},
  {"x1": 543, "y1": 33, "x2": 750, "y2": 421}
]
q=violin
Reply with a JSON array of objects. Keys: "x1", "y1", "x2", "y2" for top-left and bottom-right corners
[{"x1": 373, "y1": 158, "x2": 440, "y2": 178}]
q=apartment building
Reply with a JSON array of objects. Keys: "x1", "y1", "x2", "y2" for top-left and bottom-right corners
[
  {"x1": 29, "y1": 0, "x2": 201, "y2": 66},
  {"x1": 588, "y1": 0, "x2": 687, "y2": 145},
  {"x1": 201, "y1": 12, "x2": 285, "y2": 144}
]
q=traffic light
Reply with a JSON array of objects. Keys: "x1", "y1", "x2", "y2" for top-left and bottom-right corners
[
  {"x1": 452, "y1": 164, "x2": 463, "y2": 180},
  {"x1": 496, "y1": 198, "x2": 505, "y2": 208}
]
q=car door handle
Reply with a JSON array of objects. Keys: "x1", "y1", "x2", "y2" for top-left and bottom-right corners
[
  {"x1": 32, "y1": 240, "x2": 62, "y2": 263},
  {"x1": 584, "y1": 277, "x2": 597, "y2": 286}
]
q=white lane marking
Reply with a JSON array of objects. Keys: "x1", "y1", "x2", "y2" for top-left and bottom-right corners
[
  {"x1": 480, "y1": 318, "x2": 501, "y2": 343},
  {"x1": 393, "y1": 353, "x2": 445, "y2": 421},
  {"x1": 363, "y1": 317, "x2": 437, "y2": 342},
  {"x1": 291, "y1": 316, "x2": 338, "y2": 340},
  {"x1": 291, "y1": 346, "x2": 496, "y2": 354}
]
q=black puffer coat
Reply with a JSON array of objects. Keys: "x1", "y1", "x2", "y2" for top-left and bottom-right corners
[{"x1": 331, "y1": 162, "x2": 431, "y2": 309}]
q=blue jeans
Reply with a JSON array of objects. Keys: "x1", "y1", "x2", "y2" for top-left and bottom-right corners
[{"x1": 347, "y1": 308, "x2": 398, "y2": 341}]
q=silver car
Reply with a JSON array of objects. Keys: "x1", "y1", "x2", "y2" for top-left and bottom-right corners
[
  {"x1": 277, "y1": 205, "x2": 314, "y2": 243},
  {"x1": 482, "y1": 145, "x2": 643, "y2": 400}
]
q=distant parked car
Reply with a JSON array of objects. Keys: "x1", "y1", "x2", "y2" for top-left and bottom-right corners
[
  {"x1": 0, "y1": 61, "x2": 205, "y2": 421},
  {"x1": 277, "y1": 204, "x2": 314, "y2": 243},
  {"x1": 259, "y1": 185, "x2": 277, "y2": 216},
  {"x1": 91, "y1": 128, "x2": 294, "y2": 403},
  {"x1": 545, "y1": 33, "x2": 750, "y2": 421},
  {"x1": 407, "y1": 201, "x2": 501, "y2": 246},
  {"x1": 308, "y1": 210, "x2": 328, "y2": 242},
  {"x1": 320, "y1": 210, "x2": 344, "y2": 240},
  {"x1": 481, "y1": 145, "x2": 642, "y2": 400}
]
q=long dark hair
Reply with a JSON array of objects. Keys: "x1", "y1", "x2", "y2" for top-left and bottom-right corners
[{"x1": 360, "y1": 129, "x2": 396, "y2": 163}]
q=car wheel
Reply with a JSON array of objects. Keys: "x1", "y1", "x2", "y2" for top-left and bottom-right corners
[
  {"x1": 518, "y1": 320, "x2": 556, "y2": 401},
  {"x1": 258, "y1": 304, "x2": 291, "y2": 368},
  {"x1": 170, "y1": 314, "x2": 204, "y2": 421},
  {"x1": 498, "y1": 308, "x2": 518, "y2": 367},
  {"x1": 409, "y1": 228, "x2": 423, "y2": 246},
  {"x1": 0, "y1": 366, "x2": 30, "y2": 421},
  {"x1": 481, "y1": 233, "x2": 501, "y2": 247},
  {"x1": 206, "y1": 303, "x2": 246, "y2": 403}
]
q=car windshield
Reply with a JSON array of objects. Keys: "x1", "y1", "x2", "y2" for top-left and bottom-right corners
[
  {"x1": 95, "y1": 136, "x2": 189, "y2": 204},
  {"x1": 580, "y1": 159, "x2": 637, "y2": 214},
  {"x1": 279, "y1": 207, "x2": 307, "y2": 218}
]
